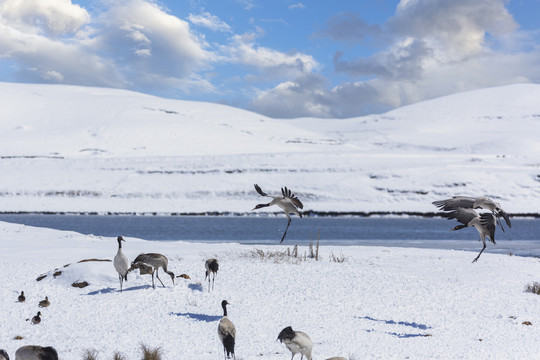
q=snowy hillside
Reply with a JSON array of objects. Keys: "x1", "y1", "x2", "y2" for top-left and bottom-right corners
[{"x1": 0, "y1": 82, "x2": 539, "y2": 214}]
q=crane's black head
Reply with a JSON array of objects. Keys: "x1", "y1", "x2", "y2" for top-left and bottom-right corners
[
  {"x1": 117, "y1": 236, "x2": 125, "y2": 242},
  {"x1": 37, "y1": 311, "x2": 42, "y2": 316},
  {"x1": 252, "y1": 203, "x2": 270, "y2": 211},
  {"x1": 277, "y1": 326, "x2": 295, "y2": 342}
]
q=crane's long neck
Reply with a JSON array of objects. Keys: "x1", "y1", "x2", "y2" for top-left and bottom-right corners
[
  {"x1": 117, "y1": 238, "x2": 123, "y2": 249},
  {"x1": 222, "y1": 303, "x2": 228, "y2": 317}
]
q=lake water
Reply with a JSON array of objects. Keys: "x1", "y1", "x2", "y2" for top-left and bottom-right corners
[{"x1": 1, "y1": 214, "x2": 539, "y2": 257}]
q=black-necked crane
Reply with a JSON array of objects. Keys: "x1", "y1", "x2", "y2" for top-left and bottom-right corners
[
  {"x1": 218, "y1": 300, "x2": 236, "y2": 360},
  {"x1": 252, "y1": 184, "x2": 303, "y2": 243},
  {"x1": 0, "y1": 349, "x2": 9, "y2": 360},
  {"x1": 113, "y1": 236, "x2": 130, "y2": 292},
  {"x1": 439, "y1": 207, "x2": 499, "y2": 263},
  {"x1": 205, "y1": 258, "x2": 219, "y2": 292},
  {"x1": 277, "y1": 326, "x2": 313, "y2": 360},
  {"x1": 30, "y1": 312, "x2": 42, "y2": 325},
  {"x1": 15, "y1": 345, "x2": 58, "y2": 360},
  {"x1": 17, "y1": 291, "x2": 25, "y2": 303},
  {"x1": 432, "y1": 196, "x2": 511, "y2": 229},
  {"x1": 130, "y1": 253, "x2": 175, "y2": 289},
  {"x1": 38, "y1": 296, "x2": 50, "y2": 308}
]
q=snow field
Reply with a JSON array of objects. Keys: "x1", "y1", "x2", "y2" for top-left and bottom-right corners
[{"x1": 1, "y1": 221, "x2": 539, "y2": 359}]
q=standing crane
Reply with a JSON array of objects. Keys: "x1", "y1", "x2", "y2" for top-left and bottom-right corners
[
  {"x1": 205, "y1": 258, "x2": 219, "y2": 292},
  {"x1": 252, "y1": 184, "x2": 303, "y2": 243},
  {"x1": 130, "y1": 253, "x2": 175, "y2": 289},
  {"x1": 113, "y1": 236, "x2": 130, "y2": 292},
  {"x1": 218, "y1": 300, "x2": 236, "y2": 360}
]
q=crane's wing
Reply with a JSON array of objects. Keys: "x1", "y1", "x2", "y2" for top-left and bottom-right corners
[
  {"x1": 281, "y1": 186, "x2": 303, "y2": 209},
  {"x1": 480, "y1": 213, "x2": 496, "y2": 243},
  {"x1": 498, "y1": 209, "x2": 512, "y2": 228},
  {"x1": 432, "y1": 196, "x2": 476, "y2": 211},
  {"x1": 442, "y1": 207, "x2": 478, "y2": 225},
  {"x1": 254, "y1": 184, "x2": 269, "y2": 197}
]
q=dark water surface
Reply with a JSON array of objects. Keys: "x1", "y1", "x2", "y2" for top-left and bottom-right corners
[{"x1": 1, "y1": 214, "x2": 539, "y2": 256}]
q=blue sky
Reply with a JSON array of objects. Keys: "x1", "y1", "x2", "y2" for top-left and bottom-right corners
[{"x1": 1, "y1": 0, "x2": 539, "y2": 118}]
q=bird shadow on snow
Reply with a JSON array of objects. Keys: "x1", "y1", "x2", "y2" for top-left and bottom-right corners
[
  {"x1": 85, "y1": 285, "x2": 153, "y2": 295},
  {"x1": 188, "y1": 283, "x2": 203, "y2": 292},
  {"x1": 358, "y1": 316, "x2": 432, "y2": 338},
  {"x1": 171, "y1": 312, "x2": 221, "y2": 322}
]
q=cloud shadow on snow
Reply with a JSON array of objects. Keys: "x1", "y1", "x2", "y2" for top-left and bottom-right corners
[{"x1": 358, "y1": 316, "x2": 432, "y2": 338}]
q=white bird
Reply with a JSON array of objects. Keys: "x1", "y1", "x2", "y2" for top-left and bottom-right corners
[
  {"x1": 432, "y1": 196, "x2": 511, "y2": 228},
  {"x1": 205, "y1": 258, "x2": 219, "y2": 292},
  {"x1": 252, "y1": 184, "x2": 303, "y2": 243},
  {"x1": 277, "y1": 326, "x2": 313, "y2": 360},
  {"x1": 15, "y1": 345, "x2": 58, "y2": 360},
  {"x1": 441, "y1": 207, "x2": 498, "y2": 263},
  {"x1": 113, "y1": 236, "x2": 130, "y2": 292},
  {"x1": 218, "y1": 300, "x2": 236, "y2": 360},
  {"x1": 130, "y1": 253, "x2": 175, "y2": 289},
  {"x1": 0, "y1": 349, "x2": 9, "y2": 360}
]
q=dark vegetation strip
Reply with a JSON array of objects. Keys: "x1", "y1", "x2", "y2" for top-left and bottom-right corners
[{"x1": 0, "y1": 211, "x2": 538, "y2": 218}]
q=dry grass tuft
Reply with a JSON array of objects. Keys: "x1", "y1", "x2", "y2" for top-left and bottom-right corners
[
  {"x1": 330, "y1": 251, "x2": 346, "y2": 263},
  {"x1": 113, "y1": 351, "x2": 126, "y2": 360},
  {"x1": 141, "y1": 344, "x2": 163, "y2": 360},
  {"x1": 83, "y1": 349, "x2": 98, "y2": 360}
]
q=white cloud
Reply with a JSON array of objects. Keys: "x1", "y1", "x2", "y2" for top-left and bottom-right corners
[
  {"x1": 0, "y1": 0, "x2": 214, "y2": 94},
  {"x1": 288, "y1": 3, "x2": 305, "y2": 10},
  {"x1": 188, "y1": 12, "x2": 232, "y2": 32},
  {"x1": 225, "y1": 31, "x2": 319, "y2": 77},
  {"x1": 0, "y1": 0, "x2": 90, "y2": 36}
]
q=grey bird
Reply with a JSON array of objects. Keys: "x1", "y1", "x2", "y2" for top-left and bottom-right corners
[
  {"x1": 277, "y1": 326, "x2": 313, "y2": 360},
  {"x1": 17, "y1": 291, "x2": 25, "y2": 303},
  {"x1": 0, "y1": 349, "x2": 9, "y2": 360},
  {"x1": 130, "y1": 253, "x2": 175, "y2": 289},
  {"x1": 432, "y1": 196, "x2": 511, "y2": 228},
  {"x1": 205, "y1": 258, "x2": 219, "y2": 292},
  {"x1": 113, "y1": 236, "x2": 130, "y2": 292},
  {"x1": 15, "y1": 345, "x2": 58, "y2": 360},
  {"x1": 441, "y1": 207, "x2": 498, "y2": 263},
  {"x1": 252, "y1": 184, "x2": 303, "y2": 243},
  {"x1": 218, "y1": 300, "x2": 236, "y2": 360},
  {"x1": 38, "y1": 296, "x2": 50, "y2": 308}
]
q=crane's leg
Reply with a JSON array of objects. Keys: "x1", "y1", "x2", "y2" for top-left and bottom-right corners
[
  {"x1": 212, "y1": 273, "x2": 215, "y2": 291},
  {"x1": 151, "y1": 270, "x2": 156, "y2": 289},
  {"x1": 280, "y1": 218, "x2": 292, "y2": 243},
  {"x1": 472, "y1": 242, "x2": 487, "y2": 263},
  {"x1": 155, "y1": 268, "x2": 166, "y2": 287},
  {"x1": 119, "y1": 274, "x2": 123, "y2": 292}
]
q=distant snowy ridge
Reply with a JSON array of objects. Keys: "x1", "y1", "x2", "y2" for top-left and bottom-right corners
[{"x1": 0, "y1": 82, "x2": 539, "y2": 214}]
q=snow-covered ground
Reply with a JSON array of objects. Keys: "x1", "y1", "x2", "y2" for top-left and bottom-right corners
[
  {"x1": 1, "y1": 221, "x2": 539, "y2": 359},
  {"x1": 1, "y1": 82, "x2": 539, "y2": 214}
]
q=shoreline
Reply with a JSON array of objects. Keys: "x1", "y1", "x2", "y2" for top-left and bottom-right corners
[{"x1": 0, "y1": 210, "x2": 539, "y2": 218}]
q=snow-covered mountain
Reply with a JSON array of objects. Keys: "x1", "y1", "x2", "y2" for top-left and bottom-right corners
[{"x1": 1, "y1": 82, "x2": 539, "y2": 214}]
